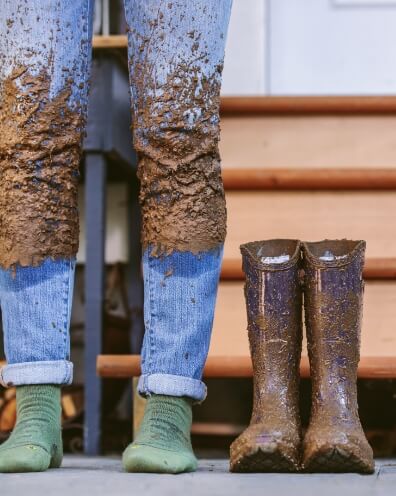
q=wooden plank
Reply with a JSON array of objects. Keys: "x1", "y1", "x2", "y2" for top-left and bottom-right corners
[
  {"x1": 222, "y1": 169, "x2": 396, "y2": 191},
  {"x1": 224, "y1": 191, "x2": 396, "y2": 260},
  {"x1": 93, "y1": 35, "x2": 128, "y2": 49},
  {"x1": 132, "y1": 377, "x2": 146, "y2": 440},
  {"x1": 191, "y1": 422, "x2": 244, "y2": 437},
  {"x1": 61, "y1": 394, "x2": 77, "y2": 419},
  {"x1": 220, "y1": 96, "x2": 396, "y2": 115},
  {"x1": 211, "y1": 281, "x2": 396, "y2": 358},
  {"x1": 221, "y1": 258, "x2": 396, "y2": 281},
  {"x1": 3, "y1": 388, "x2": 15, "y2": 401},
  {"x1": 363, "y1": 258, "x2": 396, "y2": 279},
  {"x1": 0, "y1": 397, "x2": 16, "y2": 432},
  {"x1": 97, "y1": 354, "x2": 396, "y2": 379},
  {"x1": 219, "y1": 116, "x2": 396, "y2": 169},
  {"x1": 97, "y1": 280, "x2": 396, "y2": 374}
]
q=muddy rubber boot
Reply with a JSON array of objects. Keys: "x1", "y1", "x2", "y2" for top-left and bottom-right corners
[
  {"x1": 302, "y1": 240, "x2": 374, "y2": 474},
  {"x1": 230, "y1": 239, "x2": 303, "y2": 473}
]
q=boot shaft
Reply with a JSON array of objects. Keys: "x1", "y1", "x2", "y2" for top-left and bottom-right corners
[
  {"x1": 302, "y1": 239, "x2": 365, "y2": 416},
  {"x1": 241, "y1": 239, "x2": 303, "y2": 419}
]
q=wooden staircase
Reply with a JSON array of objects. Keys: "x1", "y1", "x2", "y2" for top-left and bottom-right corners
[
  {"x1": 98, "y1": 355, "x2": 396, "y2": 380},
  {"x1": 94, "y1": 36, "x2": 396, "y2": 429},
  {"x1": 98, "y1": 95, "x2": 396, "y2": 375},
  {"x1": 209, "y1": 98, "x2": 396, "y2": 362}
]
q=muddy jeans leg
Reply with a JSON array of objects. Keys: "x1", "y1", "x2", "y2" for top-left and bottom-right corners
[
  {"x1": 0, "y1": 1, "x2": 94, "y2": 386},
  {"x1": 124, "y1": 0, "x2": 232, "y2": 401}
]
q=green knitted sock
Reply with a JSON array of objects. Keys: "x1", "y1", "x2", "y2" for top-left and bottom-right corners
[
  {"x1": 0, "y1": 385, "x2": 62, "y2": 473},
  {"x1": 122, "y1": 394, "x2": 198, "y2": 474}
]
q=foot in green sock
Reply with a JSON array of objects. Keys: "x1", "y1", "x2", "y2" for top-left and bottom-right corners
[
  {"x1": 0, "y1": 385, "x2": 62, "y2": 473},
  {"x1": 122, "y1": 394, "x2": 198, "y2": 474}
]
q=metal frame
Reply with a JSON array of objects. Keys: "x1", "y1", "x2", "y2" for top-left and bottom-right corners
[
  {"x1": 84, "y1": 153, "x2": 107, "y2": 455},
  {"x1": 83, "y1": 52, "x2": 143, "y2": 454}
]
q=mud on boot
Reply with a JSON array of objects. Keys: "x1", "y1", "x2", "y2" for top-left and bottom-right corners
[
  {"x1": 230, "y1": 240, "x2": 303, "y2": 473},
  {"x1": 301, "y1": 240, "x2": 374, "y2": 474}
]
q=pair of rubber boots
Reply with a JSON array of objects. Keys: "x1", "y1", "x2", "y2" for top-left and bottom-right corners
[{"x1": 230, "y1": 239, "x2": 374, "y2": 474}]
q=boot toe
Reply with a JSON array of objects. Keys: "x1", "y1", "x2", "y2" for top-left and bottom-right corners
[
  {"x1": 230, "y1": 426, "x2": 301, "y2": 472},
  {"x1": 303, "y1": 430, "x2": 374, "y2": 473}
]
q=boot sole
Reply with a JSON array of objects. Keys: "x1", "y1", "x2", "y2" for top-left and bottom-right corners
[
  {"x1": 303, "y1": 446, "x2": 374, "y2": 474},
  {"x1": 230, "y1": 446, "x2": 300, "y2": 473}
]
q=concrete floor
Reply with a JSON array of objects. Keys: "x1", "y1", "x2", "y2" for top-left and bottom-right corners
[{"x1": 1, "y1": 457, "x2": 396, "y2": 496}]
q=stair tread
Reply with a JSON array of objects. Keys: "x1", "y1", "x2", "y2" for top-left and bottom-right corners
[
  {"x1": 211, "y1": 280, "x2": 396, "y2": 358},
  {"x1": 97, "y1": 355, "x2": 396, "y2": 379},
  {"x1": 222, "y1": 168, "x2": 396, "y2": 190},
  {"x1": 221, "y1": 258, "x2": 396, "y2": 280},
  {"x1": 220, "y1": 116, "x2": 396, "y2": 169}
]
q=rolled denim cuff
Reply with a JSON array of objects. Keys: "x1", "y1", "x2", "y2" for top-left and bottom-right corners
[
  {"x1": 138, "y1": 373, "x2": 207, "y2": 402},
  {"x1": 0, "y1": 360, "x2": 73, "y2": 387}
]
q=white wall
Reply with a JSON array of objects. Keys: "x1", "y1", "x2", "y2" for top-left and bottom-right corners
[
  {"x1": 221, "y1": 0, "x2": 267, "y2": 95},
  {"x1": 269, "y1": 0, "x2": 396, "y2": 95},
  {"x1": 223, "y1": 0, "x2": 396, "y2": 96}
]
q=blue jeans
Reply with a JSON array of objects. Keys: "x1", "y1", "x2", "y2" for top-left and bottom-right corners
[{"x1": 0, "y1": 0, "x2": 232, "y2": 401}]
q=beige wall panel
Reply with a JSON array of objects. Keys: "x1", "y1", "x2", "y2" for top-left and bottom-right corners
[
  {"x1": 224, "y1": 191, "x2": 396, "y2": 260},
  {"x1": 210, "y1": 281, "x2": 396, "y2": 358},
  {"x1": 219, "y1": 116, "x2": 396, "y2": 169}
]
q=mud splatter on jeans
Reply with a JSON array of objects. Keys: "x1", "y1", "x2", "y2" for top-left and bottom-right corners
[
  {"x1": 126, "y1": 0, "x2": 231, "y2": 255},
  {"x1": 0, "y1": 0, "x2": 93, "y2": 270},
  {"x1": 0, "y1": 67, "x2": 83, "y2": 269}
]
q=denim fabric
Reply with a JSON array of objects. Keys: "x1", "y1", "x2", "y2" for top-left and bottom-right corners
[
  {"x1": 0, "y1": 0, "x2": 94, "y2": 387},
  {"x1": 125, "y1": 0, "x2": 233, "y2": 160},
  {"x1": 0, "y1": 259, "x2": 75, "y2": 386},
  {"x1": 125, "y1": 0, "x2": 232, "y2": 401},
  {"x1": 138, "y1": 247, "x2": 224, "y2": 401},
  {"x1": 0, "y1": 0, "x2": 94, "y2": 105},
  {"x1": 0, "y1": 0, "x2": 231, "y2": 395}
]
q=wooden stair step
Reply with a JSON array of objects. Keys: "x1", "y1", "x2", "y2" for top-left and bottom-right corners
[
  {"x1": 220, "y1": 116, "x2": 396, "y2": 170},
  {"x1": 224, "y1": 190, "x2": 396, "y2": 260},
  {"x1": 222, "y1": 168, "x2": 396, "y2": 191},
  {"x1": 93, "y1": 35, "x2": 128, "y2": 49},
  {"x1": 220, "y1": 96, "x2": 396, "y2": 116},
  {"x1": 221, "y1": 258, "x2": 396, "y2": 281},
  {"x1": 211, "y1": 281, "x2": 396, "y2": 358},
  {"x1": 97, "y1": 355, "x2": 396, "y2": 380}
]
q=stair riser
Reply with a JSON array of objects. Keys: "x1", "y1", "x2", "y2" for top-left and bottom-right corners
[
  {"x1": 224, "y1": 190, "x2": 396, "y2": 259},
  {"x1": 211, "y1": 281, "x2": 396, "y2": 358},
  {"x1": 220, "y1": 116, "x2": 396, "y2": 169}
]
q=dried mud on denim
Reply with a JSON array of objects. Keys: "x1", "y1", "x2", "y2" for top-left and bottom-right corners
[
  {"x1": 128, "y1": 5, "x2": 227, "y2": 256},
  {"x1": 0, "y1": 67, "x2": 83, "y2": 270}
]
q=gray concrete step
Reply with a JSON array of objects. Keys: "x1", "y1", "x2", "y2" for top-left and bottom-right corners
[{"x1": 1, "y1": 456, "x2": 396, "y2": 496}]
